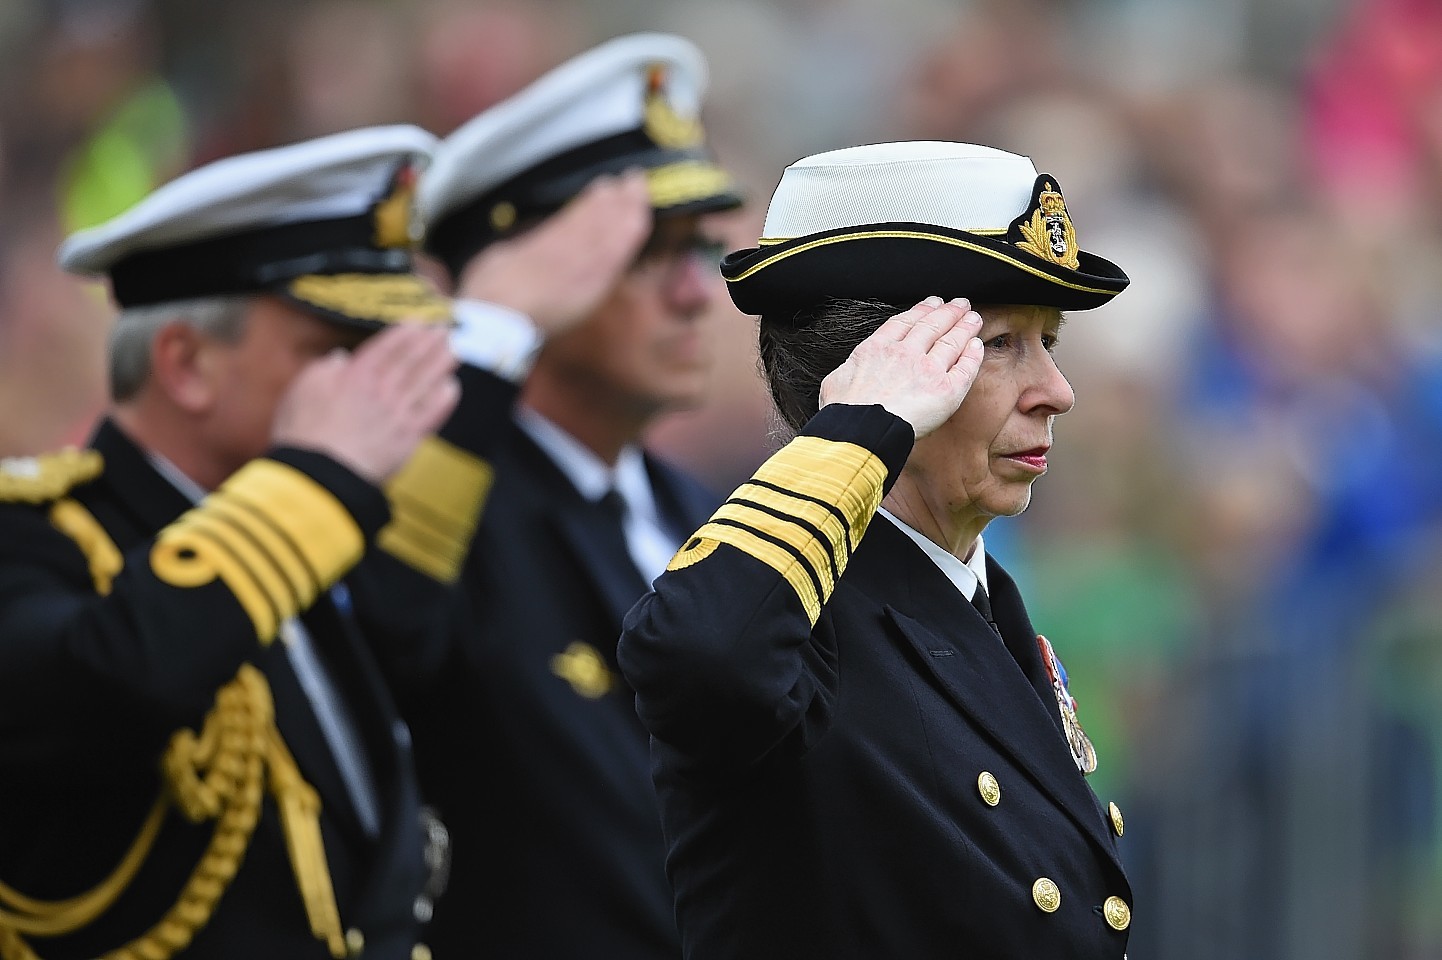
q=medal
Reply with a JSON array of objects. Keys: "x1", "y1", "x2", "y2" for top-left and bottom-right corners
[{"x1": 1036, "y1": 634, "x2": 1097, "y2": 776}]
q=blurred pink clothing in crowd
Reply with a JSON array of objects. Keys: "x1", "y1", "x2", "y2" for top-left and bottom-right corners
[{"x1": 1305, "y1": 0, "x2": 1442, "y2": 226}]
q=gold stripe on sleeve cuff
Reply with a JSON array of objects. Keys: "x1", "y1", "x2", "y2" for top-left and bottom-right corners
[
  {"x1": 201, "y1": 497, "x2": 315, "y2": 607},
  {"x1": 666, "y1": 435, "x2": 889, "y2": 625},
  {"x1": 377, "y1": 437, "x2": 494, "y2": 584},
  {"x1": 155, "y1": 522, "x2": 282, "y2": 639},
  {"x1": 733, "y1": 482, "x2": 851, "y2": 574},
  {"x1": 711, "y1": 501, "x2": 836, "y2": 598},
  {"x1": 692, "y1": 520, "x2": 823, "y2": 624},
  {"x1": 751, "y1": 437, "x2": 887, "y2": 549},
  {"x1": 179, "y1": 512, "x2": 298, "y2": 613},
  {"x1": 150, "y1": 459, "x2": 367, "y2": 643}
]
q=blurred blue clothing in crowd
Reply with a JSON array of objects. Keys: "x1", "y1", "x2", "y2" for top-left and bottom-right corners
[{"x1": 1154, "y1": 308, "x2": 1442, "y2": 959}]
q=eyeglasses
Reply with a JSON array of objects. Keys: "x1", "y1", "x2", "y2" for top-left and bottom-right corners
[{"x1": 633, "y1": 233, "x2": 726, "y2": 272}]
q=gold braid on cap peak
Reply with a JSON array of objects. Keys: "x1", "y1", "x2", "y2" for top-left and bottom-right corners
[
  {"x1": 1015, "y1": 182, "x2": 1081, "y2": 271},
  {"x1": 0, "y1": 666, "x2": 346, "y2": 960},
  {"x1": 287, "y1": 274, "x2": 452, "y2": 326},
  {"x1": 645, "y1": 161, "x2": 733, "y2": 209}
]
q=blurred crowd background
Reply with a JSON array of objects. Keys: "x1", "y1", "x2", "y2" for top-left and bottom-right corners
[{"x1": 3, "y1": 0, "x2": 1442, "y2": 956}]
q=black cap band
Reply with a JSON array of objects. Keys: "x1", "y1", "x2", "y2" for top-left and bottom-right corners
[
  {"x1": 425, "y1": 125, "x2": 732, "y2": 279},
  {"x1": 108, "y1": 213, "x2": 414, "y2": 308}
]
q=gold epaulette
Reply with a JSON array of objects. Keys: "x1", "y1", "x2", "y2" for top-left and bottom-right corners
[{"x1": 0, "y1": 450, "x2": 103, "y2": 505}]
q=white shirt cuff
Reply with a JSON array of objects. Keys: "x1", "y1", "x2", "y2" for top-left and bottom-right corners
[{"x1": 449, "y1": 298, "x2": 544, "y2": 383}]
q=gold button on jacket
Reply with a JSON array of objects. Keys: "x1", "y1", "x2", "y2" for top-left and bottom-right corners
[
  {"x1": 1104, "y1": 896, "x2": 1131, "y2": 930},
  {"x1": 977, "y1": 771, "x2": 1001, "y2": 806},
  {"x1": 1108, "y1": 801, "x2": 1124, "y2": 837},
  {"x1": 1032, "y1": 878, "x2": 1061, "y2": 913}
]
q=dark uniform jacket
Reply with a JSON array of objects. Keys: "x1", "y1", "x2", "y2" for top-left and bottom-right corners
[
  {"x1": 398, "y1": 400, "x2": 716, "y2": 959},
  {"x1": 0, "y1": 421, "x2": 429, "y2": 960},
  {"x1": 618, "y1": 404, "x2": 1133, "y2": 960}
]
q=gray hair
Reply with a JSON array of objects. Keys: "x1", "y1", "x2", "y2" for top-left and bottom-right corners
[
  {"x1": 109, "y1": 295, "x2": 251, "y2": 402},
  {"x1": 758, "y1": 299, "x2": 902, "y2": 434}
]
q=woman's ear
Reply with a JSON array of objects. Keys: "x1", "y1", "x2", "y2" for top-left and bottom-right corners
[{"x1": 149, "y1": 321, "x2": 219, "y2": 414}]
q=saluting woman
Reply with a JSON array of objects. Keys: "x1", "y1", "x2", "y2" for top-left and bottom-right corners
[{"x1": 619, "y1": 142, "x2": 1136, "y2": 960}]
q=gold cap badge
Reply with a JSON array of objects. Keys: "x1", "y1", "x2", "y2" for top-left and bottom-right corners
[
  {"x1": 374, "y1": 163, "x2": 424, "y2": 249},
  {"x1": 643, "y1": 64, "x2": 704, "y2": 150},
  {"x1": 1015, "y1": 181, "x2": 1080, "y2": 270}
]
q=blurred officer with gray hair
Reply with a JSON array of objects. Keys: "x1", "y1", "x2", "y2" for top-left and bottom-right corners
[{"x1": 0, "y1": 126, "x2": 478, "y2": 960}]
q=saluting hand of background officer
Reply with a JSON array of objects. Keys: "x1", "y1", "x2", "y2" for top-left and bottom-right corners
[
  {"x1": 453, "y1": 169, "x2": 652, "y2": 335},
  {"x1": 273, "y1": 323, "x2": 460, "y2": 485},
  {"x1": 819, "y1": 296, "x2": 985, "y2": 438}
]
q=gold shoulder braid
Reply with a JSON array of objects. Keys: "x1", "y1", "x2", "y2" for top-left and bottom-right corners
[
  {"x1": 0, "y1": 451, "x2": 103, "y2": 505},
  {"x1": 0, "y1": 666, "x2": 346, "y2": 960},
  {"x1": 48, "y1": 499, "x2": 124, "y2": 595}
]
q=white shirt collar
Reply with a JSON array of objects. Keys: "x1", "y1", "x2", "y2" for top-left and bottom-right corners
[
  {"x1": 146, "y1": 450, "x2": 209, "y2": 503},
  {"x1": 515, "y1": 405, "x2": 659, "y2": 521},
  {"x1": 878, "y1": 507, "x2": 988, "y2": 601},
  {"x1": 612, "y1": 446, "x2": 661, "y2": 524}
]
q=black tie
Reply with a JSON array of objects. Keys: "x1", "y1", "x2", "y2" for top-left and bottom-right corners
[
  {"x1": 596, "y1": 488, "x2": 647, "y2": 585},
  {"x1": 970, "y1": 584, "x2": 1001, "y2": 637}
]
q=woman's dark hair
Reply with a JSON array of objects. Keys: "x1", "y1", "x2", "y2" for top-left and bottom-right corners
[{"x1": 757, "y1": 299, "x2": 902, "y2": 433}]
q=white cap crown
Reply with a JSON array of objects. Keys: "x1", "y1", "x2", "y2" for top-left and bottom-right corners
[
  {"x1": 59, "y1": 125, "x2": 438, "y2": 275},
  {"x1": 760, "y1": 142, "x2": 1039, "y2": 240},
  {"x1": 420, "y1": 32, "x2": 708, "y2": 224}
]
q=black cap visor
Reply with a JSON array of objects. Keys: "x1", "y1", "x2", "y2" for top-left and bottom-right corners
[
  {"x1": 721, "y1": 222, "x2": 1129, "y2": 321},
  {"x1": 425, "y1": 129, "x2": 742, "y2": 277}
]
